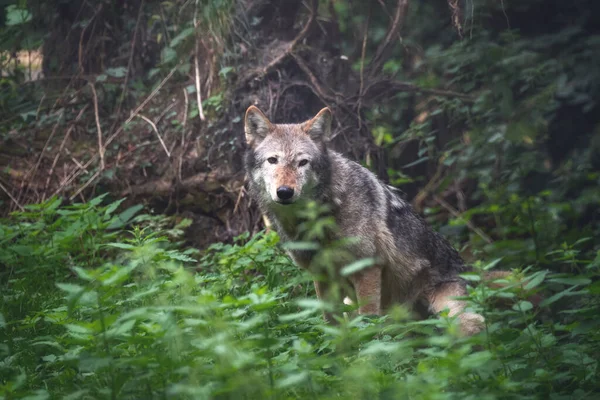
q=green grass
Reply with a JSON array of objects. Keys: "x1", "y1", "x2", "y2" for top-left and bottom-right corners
[{"x1": 1, "y1": 197, "x2": 599, "y2": 399}]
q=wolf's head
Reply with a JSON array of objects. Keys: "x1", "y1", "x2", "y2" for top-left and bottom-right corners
[{"x1": 244, "y1": 106, "x2": 332, "y2": 206}]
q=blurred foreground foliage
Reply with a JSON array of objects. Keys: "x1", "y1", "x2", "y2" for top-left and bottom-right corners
[
  {"x1": 1, "y1": 197, "x2": 600, "y2": 399},
  {"x1": 1, "y1": 0, "x2": 600, "y2": 397}
]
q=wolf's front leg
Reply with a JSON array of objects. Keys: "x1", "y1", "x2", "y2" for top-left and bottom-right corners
[{"x1": 349, "y1": 266, "x2": 382, "y2": 315}]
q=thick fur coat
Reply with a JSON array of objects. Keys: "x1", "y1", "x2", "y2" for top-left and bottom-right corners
[{"x1": 244, "y1": 106, "x2": 484, "y2": 335}]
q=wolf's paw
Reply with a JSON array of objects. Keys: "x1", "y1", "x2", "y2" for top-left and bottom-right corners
[{"x1": 458, "y1": 312, "x2": 485, "y2": 336}]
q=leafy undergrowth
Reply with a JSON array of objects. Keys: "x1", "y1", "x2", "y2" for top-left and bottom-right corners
[{"x1": 1, "y1": 198, "x2": 600, "y2": 399}]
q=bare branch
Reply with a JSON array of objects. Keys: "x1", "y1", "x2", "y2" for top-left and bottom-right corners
[
  {"x1": 433, "y1": 195, "x2": 494, "y2": 244},
  {"x1": 138, "y1": 114, "x2": 171, "y2": 158},
  {"x1": 54, "y1": 67, "x2": 178, "y2": 198},
  {"x1": 447, "y1": 0, "x2": 463, "y2": 37},
  {"x1": 113, "y1": 0, "x2": 145, "y2": 125},
  {"x1": 364, "y1": 79, "x2": 474, "y2": 102},
  {"x1": 369, "y1": 0, "x2": 409, "y2": 75},
  {"x1": 89, "y1": 82, "x2": 105, "y2": 170},
  {"x1": 239, "y1": 0, "x2": 319, "y2": 87},
  {"x1": 193, "y1": 0, "x2": 206, "y2": 121},
  {"x1": 43, "y1": 105, "x2": 89, "y2": 199},
  {"x1": 0, "y1": 181, "x2": 24, "y2": 211}
]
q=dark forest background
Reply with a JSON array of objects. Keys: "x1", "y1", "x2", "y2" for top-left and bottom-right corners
[
  {"x1": 0, "y1": 0, "x2": 598, "y2": 252},
  {"x1": 1, "y1": 0, "x2": 600, "y2": 398}
]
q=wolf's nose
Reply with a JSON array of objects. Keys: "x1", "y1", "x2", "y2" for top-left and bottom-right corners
[{"x1": 276, "y1": 186, "x2": 294, "y2": 200}]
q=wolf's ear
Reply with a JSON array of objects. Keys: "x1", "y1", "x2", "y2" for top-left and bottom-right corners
[
  {"x1": 245, "y1": 106, "x2": 272, "y2": 146},
  {"x1": 302, "y1": 107, "x2": 332, "y2": 141}
]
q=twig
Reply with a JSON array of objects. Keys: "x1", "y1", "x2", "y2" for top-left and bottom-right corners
[
  {"x1": 112, "y1": 0, "x2": 145, "y2": 129},
  {"x1": 179, "y1": 88, "x2": 189, "y2": 182},
  {"x1": 193, "y1": 0, "x2": 206, "y2": 121},
  {"x1": 69, "y1": 170, "x2": 101, "y2": 201},
  {"x1": 89, "y1": 82, "x2": 105, "y2": 170},
  {"x1": 364, "y1": 79, "x2": 474, "y2": 102},
  {"x1": 0, "y1": 181, "x2": 24, "y2": 211},
  {"x1": 369, "y1": 0, "x2": 409, "y2": 75},
  {"x1": 358, "y1": 7, "x2": 371, "y2": 130},
  {"x1": 238, "y1": 0, "x2": 318, "y2": 86},
  {"x1": 20, "y1": 110, "x2": 65, "y2": 205},
  {"x1": 35, "y1": 93, "x2": 46, "y2": 121},
  {"x1": 64, "y1": 149, "x2": 89, "y2": 173},
  {"x1": 433, "y1": 195, "x2": 493, "y2": 244},
  {"x1": 500, "y1": 0, "x2": 511, "y2": 31},
  {"x1": 233, "y1": 186, "x2": 246, "y2": 214},
  {"x1": 181, "y1": 88, "x2": 189, "y2": 144},
  {"x1": 78, "y1": 4, "x2": 103, "y2": 74},
  {"x1": 43, "y1": 105, "x2": 89, "y2": 199},
  {"x1": 291, "y1": 54, "x2": 335, "y2": 103},
  {"x1": 52, "y1": 67, "x2": 178, "y2": 198},
  {"x1": 138, "y1": 114, "x2": 171, "y2": 158},
  {"x1": 447, "y1": 0, "x2": 463, "y2": 38}
]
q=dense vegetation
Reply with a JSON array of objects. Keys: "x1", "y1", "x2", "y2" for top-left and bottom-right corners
[
  {"x1": 1, "y1": 196, "x2": 599, "y2": 399},
  {"x1": 1, "y1": 0, "x2": 599, "y2": 398}
]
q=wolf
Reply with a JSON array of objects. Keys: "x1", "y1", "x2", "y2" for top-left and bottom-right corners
[{"x1": 243, "y1": 105, "x2": 486, "y2": 335}]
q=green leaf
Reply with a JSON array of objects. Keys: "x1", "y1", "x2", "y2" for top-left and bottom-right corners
[
  {"x1": 170, "y1": 27, "x2": 194, "y2": 48},
  {"x1": 56, "y1": 282, "x2": 85, "y2": 294},
  {"x1": 282, "y1": 241, "x2": 320, "y2": 251},
  {"x1": 276, "y1": 371, "x2": 308, "y2": 388},
  {"x1": 482, "y1": 258, "x2": 504, "y2": 271},
  {"x1": 65, "y1": 323, "x2": 92, "y2": 334},
  {"x1": 218, "y1": 66, "x2": 234, "y2": 78},
  {"x1": 540, "y1": 287, "x2": 576, "y2": 307},
  {"x1": 547, "y1": 276, "x2": 591, "y2": 286},
  {"x1": 88, "y1": 193, "x2": 109, "y2": 207},
  {"x1": 360, "y1": 341, "x2": 400, "y2": 355},
  {"x1": 512, "y1": 301, "x2": 533, "y2": 312},
  {"x1": 459, "y1": 273, "x2": 481, "y2": 281},
  {"x1": 106, "y1": 67, "x2": 128, "y2": 78},
  {"x1": 104, "y1": 198, "x2": 125, "y2": 218},
  {"x1": 106, "y1": 319, "x2": 136, "y2": 338},
  {"x1": 341, "y1": 258, "x2": 376, "y2": 276},
  {"x1": 72, "y1": 266, "x2": 95, "y2": 282},
  {"x1": 165, "y1": 250, "x2": 197, "y2": 263},
  {"x1": 524, "y1": 270, "x2": 548, "y2": 290},
  {"x1": 107, "y1": 204, "x2": 144, "y2": 229},
  {"x1": 6, "y1": 5, "x2": 32, "y2": 26},
  {"x1": 161, "y1": 47, "x2": 177, "y2": 64},
  {"x1": 105, "y1": 242, "x2": 135, "y2": 250}
]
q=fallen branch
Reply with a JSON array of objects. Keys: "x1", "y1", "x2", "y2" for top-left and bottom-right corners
[{"x1": 123, "y1": 171, "x2": 244, "y2": 197}]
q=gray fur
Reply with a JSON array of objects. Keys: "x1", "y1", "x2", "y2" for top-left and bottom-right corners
[{"x1": 243, "y1": 106, "x2": 484, "y2": 335}]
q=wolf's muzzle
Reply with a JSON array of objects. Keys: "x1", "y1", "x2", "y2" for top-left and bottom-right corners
[{"x1": 276, "y1": 186, "x2": 294, "y2": 201}]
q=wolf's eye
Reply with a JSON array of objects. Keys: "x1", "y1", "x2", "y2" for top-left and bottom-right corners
[
  {"x1": 267, "y1": 157, "x2": 278, "y2": 164},
  {"x1": 298, "y1": 159, "x2": 309, "y2": 167}
]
